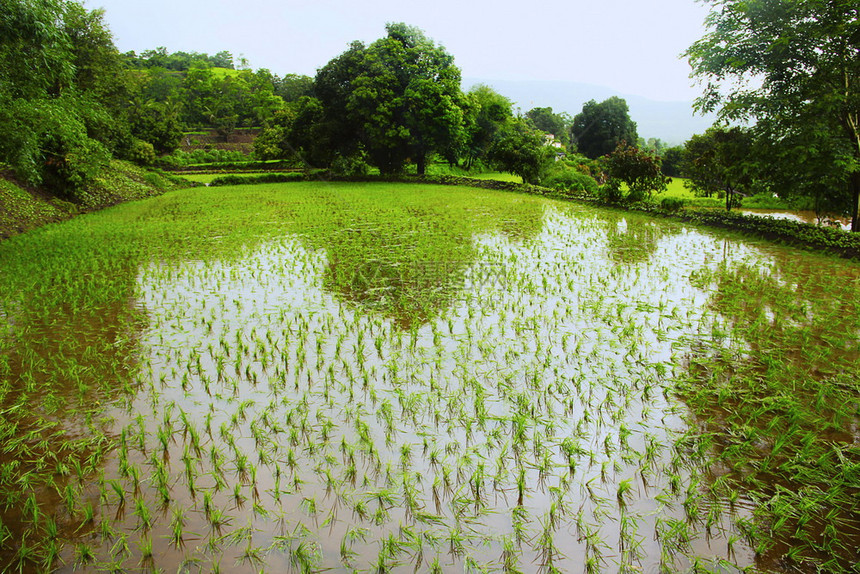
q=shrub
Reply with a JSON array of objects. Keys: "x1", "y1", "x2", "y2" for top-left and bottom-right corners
[
  {"x1": 330, "y1": 152, "x2": 371, "y2": 176},
  {"x1": 128, "y1": 140, "x2": 156, "y2": 166},
  {"x1": 660, "y1": 197, "x2": 686, "y2": 212},
  {"x1": 157, "y1": 148, "x2": 252, "y2": 168},
  {"x1": 543, "y1": 167, "x2": 599, "y2": 195},
  {"x1": 208, "y1": 173, "x2": 306, "y2": 186},
  {"x1": 596, "y1": 181, "x2": 624, "y2": 203}
]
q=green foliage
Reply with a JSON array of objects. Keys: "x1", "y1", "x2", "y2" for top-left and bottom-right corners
[
  {"x1": 273, "y1": 74, "x2": 314, "y2": 103},
  {"x1": 525, "y1": 106, "x2": 570, "y2": 146},
  {"x1": 208, "y1": 172, "x2": 306, "y2": 186},
  {"x1": 682, "y1": 127, "x2": 755, "y2": 211},
  {"x1": 127, "y1": 140, "x2": 156, "y2": 166},
  {"x1": 0, "y1": 0, "x2": 118, "y2": 193},
  {"x1": 255, "y1": 96, "x2": 330, "y2": 166},
  {"x1": 659, "y1": 146, "x2": 683, "y2": 178},
  {"x1": 659, "y1": 197, "x2": 685, "y2": 212},
  {"x1": 157, "y1": 148, "x2": 257, "y2": 168},
  {"x1": 602, "y1": 141, "x2": 667, "y2": 202},
  {"x1": 686, "y1": 0, "x2": 860, "y2": 230},
  {"x1": 487, "y1": 117, "x2": 554, "y2": 185},
  {"x1": 125, "y1": 47, "x2": 235, "y2": 71},
  {"x1": 330, "y1": 151, "x2": 371, "y2": 176},
  {"x1": 313, "y1": 23, "x2": 468, "y2": 175},
  {"x1": 571, "y1": 97, "x2": 638, "y2": 160},
  {"x1": 542, "y1": 158, "x2": 599, "y2": 194},
  {"x1": 462, "y1": 84, "x2": 514, "y2": 170},
  {"x1": 129, "y1": 101, "x2": 183, "y2": 155},
  {"x1": 178, "y1": 66, "x2": 283, "y2": 131}
]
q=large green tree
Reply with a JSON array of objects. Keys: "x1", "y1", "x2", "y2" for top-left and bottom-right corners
[
  {"x1": 0, "y1": 0, "x2": 123, "y2": 193},
  {"x1": 683, "y1": 127, "x2": 756, "y2": 210},
  {"x1": 686, "y1": 0, "x2": 860, "y2": 230},
  {"x1": 525, "y1": 106, "x2": 570, "y2": 146},
  {"x1": 314, "y1": 23, "x2": 468, "y2": 175},
  {"x1": 602, "y1": 141, "x2": 667, "y2": 202},
  {"x1": 462, "y1": 84, "x2": 514, "y2": 170},
  {"x1": 488, "y1": 117, "x2": 554, "y2": 184},
  {"x1": 570, "y1": 97, "x2": 638, "y2": 159}
]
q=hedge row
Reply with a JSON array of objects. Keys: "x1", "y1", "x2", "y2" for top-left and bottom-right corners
[
  {"x1": 164, "y1": 161, "x2": 301, "y2": 172},
  {"x1": 208, "y1": 172, "x2": 308, "y2": 186},
  {"x1": 205, "y1": 171, "x2": 860, "y2": 260}
]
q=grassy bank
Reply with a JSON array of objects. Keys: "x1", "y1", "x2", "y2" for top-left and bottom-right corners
[{"x1": 0, "y1": 161, "x2": 183, "y2": 240}]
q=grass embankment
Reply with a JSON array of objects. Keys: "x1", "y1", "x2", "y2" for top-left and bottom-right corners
[
  {"x1": 0, "y1": 161, "x2": 183, "y2": 240},
  {"x1": 653, "y1": 178, "x2": 791, "y2": 209}
]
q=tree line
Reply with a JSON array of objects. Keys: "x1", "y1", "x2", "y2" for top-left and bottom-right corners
[
  {"x1": 0, "y1": 0, "x2": 317, "y2": 196},
  {"x1": 2, "y1": 0, "x2": 858, "y2": 231}
]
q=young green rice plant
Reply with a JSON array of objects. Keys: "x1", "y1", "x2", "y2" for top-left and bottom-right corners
[
  {"x1": 133, "y1": 495, "x2": 152, "y2": 531},
  {"x1": 169, "y1": 507, "x2": 187, "y2": 549},
  {"x1": 616, "y1": 478, "x2": 635, "y2": 510},
  {"x1": 138, "y1": 534, "x2": 154, "y2": 566},
  {"x1": 208, "y1": 507, "x2": 232, "y2": 534}
]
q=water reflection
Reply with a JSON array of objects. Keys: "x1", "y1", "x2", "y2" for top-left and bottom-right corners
[
  {"x1": 1, "y1": 184, "x2": 859, "y2": 572},
  {"x1": 309, "y1": 196, "x2": 545, "y2": 326},
  {"x1": 678, "y1": 248, "x2": 860, "y2": 571},
  {"x1": 0, "y1": 301, "x2": 144, "y2": 572}
]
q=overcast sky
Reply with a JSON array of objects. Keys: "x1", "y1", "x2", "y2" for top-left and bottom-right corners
[{"x1": 84, "y1": 0, "x2": 713, "y2": 102}]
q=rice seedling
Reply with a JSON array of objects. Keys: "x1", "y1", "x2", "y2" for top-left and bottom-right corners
[{"x1": 2, "y1": 182, "x2": 858, "y2": 572}]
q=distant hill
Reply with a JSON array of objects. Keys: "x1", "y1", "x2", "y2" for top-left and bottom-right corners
[{"x1": 463, "y1": 78, "x2": 717, "y2": 145}]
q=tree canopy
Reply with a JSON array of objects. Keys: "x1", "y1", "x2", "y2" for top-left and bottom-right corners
[
  {"x1": 525, "y1": 106, "x2": 570, "y2": 146},
  {"x1": 683, "y1": 127, "x2": 756, "y2": 210},
  {"x1": 488, "y1": 117, "x2": 554, "y2": 185},
  {"x1": 686, "y1": 0, "x2": 860, "y2": 230},
  {"x1": 602, "y1": 142, "x2": 666, "y2": 202},
  {"x1": 461, "y1": 84, "x2": 514, "y2": 170},
  {"x1": 570, "y1": 97, "x2": 638, "y2": 159},
  {"x1": 0, "y1": 0, "x2": 119, "y2": 192},
  {"x1": 313, "y1": 23, "x2": 468, "y2": 174}
]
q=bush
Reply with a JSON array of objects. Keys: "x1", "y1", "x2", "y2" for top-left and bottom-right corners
[
  {"x1": 128, "y1": 139, "x2": 156, "y2": 166},
  {"x1": 208, "y1": 172, "x2": 306, "y2": 186},
  {"x1": 157, "y1": 148, "x2": 252, "y2": 168},
  {"x1": 330, "y1": 152, "x2": 371, "y2": 176},
  {"x1": 543, "y1": 167, "x2": 599, "y2": 195},
  {"x1": 660, "y1": 197, "x2": 686, "y2": 212},
  {"x1": 596, "y1": 181, "x2": 625, "y2": 203}
]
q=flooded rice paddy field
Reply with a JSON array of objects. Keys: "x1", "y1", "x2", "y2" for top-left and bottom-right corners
[{"x1": 0, "y1": 182, "x2": 858, "y2": 573}]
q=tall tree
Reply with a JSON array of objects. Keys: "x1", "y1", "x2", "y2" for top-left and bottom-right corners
[
  {"x1": 314, "y1": 23, "x2": 468, "y2": 175},
  {"x1": 683, "y1": 127, "x2": 755, "y2": 210},
  {"x1": 570, "y1": 97, "x2": 638, "y2": 159},
  {"x1": 462, "y1": 84, "x2": 513, "y2": 170},
  {"x1": 602, "y1": 141, "x2": 667, "y2": 202},
  {"x1": 273, "y1": 74, "x2": 314, "y2": 103},
  {"x1": 525, "y1": 106, "x2": 570, "y2": 146},
  {"x1": 488, "y1": 117, "x2": 554, "y2": 184},
  {"x1": 686, "y1": 0, "x2": 860, "y2": 230},
  {"x1": 0, "y1": 0, "x2": 122, "y2": 192}
]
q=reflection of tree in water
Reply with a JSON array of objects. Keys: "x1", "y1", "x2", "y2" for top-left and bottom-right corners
[
  {"x1": 602, "y1": 217, "x2": 674, "y2": 265},
  {"x1": 0, "y1": 300, "x2": 144, "y2": 571},
  {"x1": 312, "y1": 195, "x2": 546, "y2": 327},
  {"x1": 678, "y1": 258, "x2": 860, "y2": 571}
]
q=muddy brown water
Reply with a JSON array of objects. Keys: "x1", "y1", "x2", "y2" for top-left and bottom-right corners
[{"x1": 2, "y1": 198, "x2": 858, "y2": 572}]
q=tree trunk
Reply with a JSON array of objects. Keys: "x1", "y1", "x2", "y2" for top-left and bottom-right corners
[
  {"x1": 851, "y1": 171, "x2": 860, "y2": 232},
  {"x1": 416, "y1": 154, "x2": 426, "y2": 176}
]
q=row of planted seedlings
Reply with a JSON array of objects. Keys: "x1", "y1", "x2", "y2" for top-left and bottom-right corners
[
  {"x1": 39, "y1": 206, "x2": 776, "y2": 573},
  {"x1": 2, "y1": 183, "x2": 857, "y2": 572}
]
